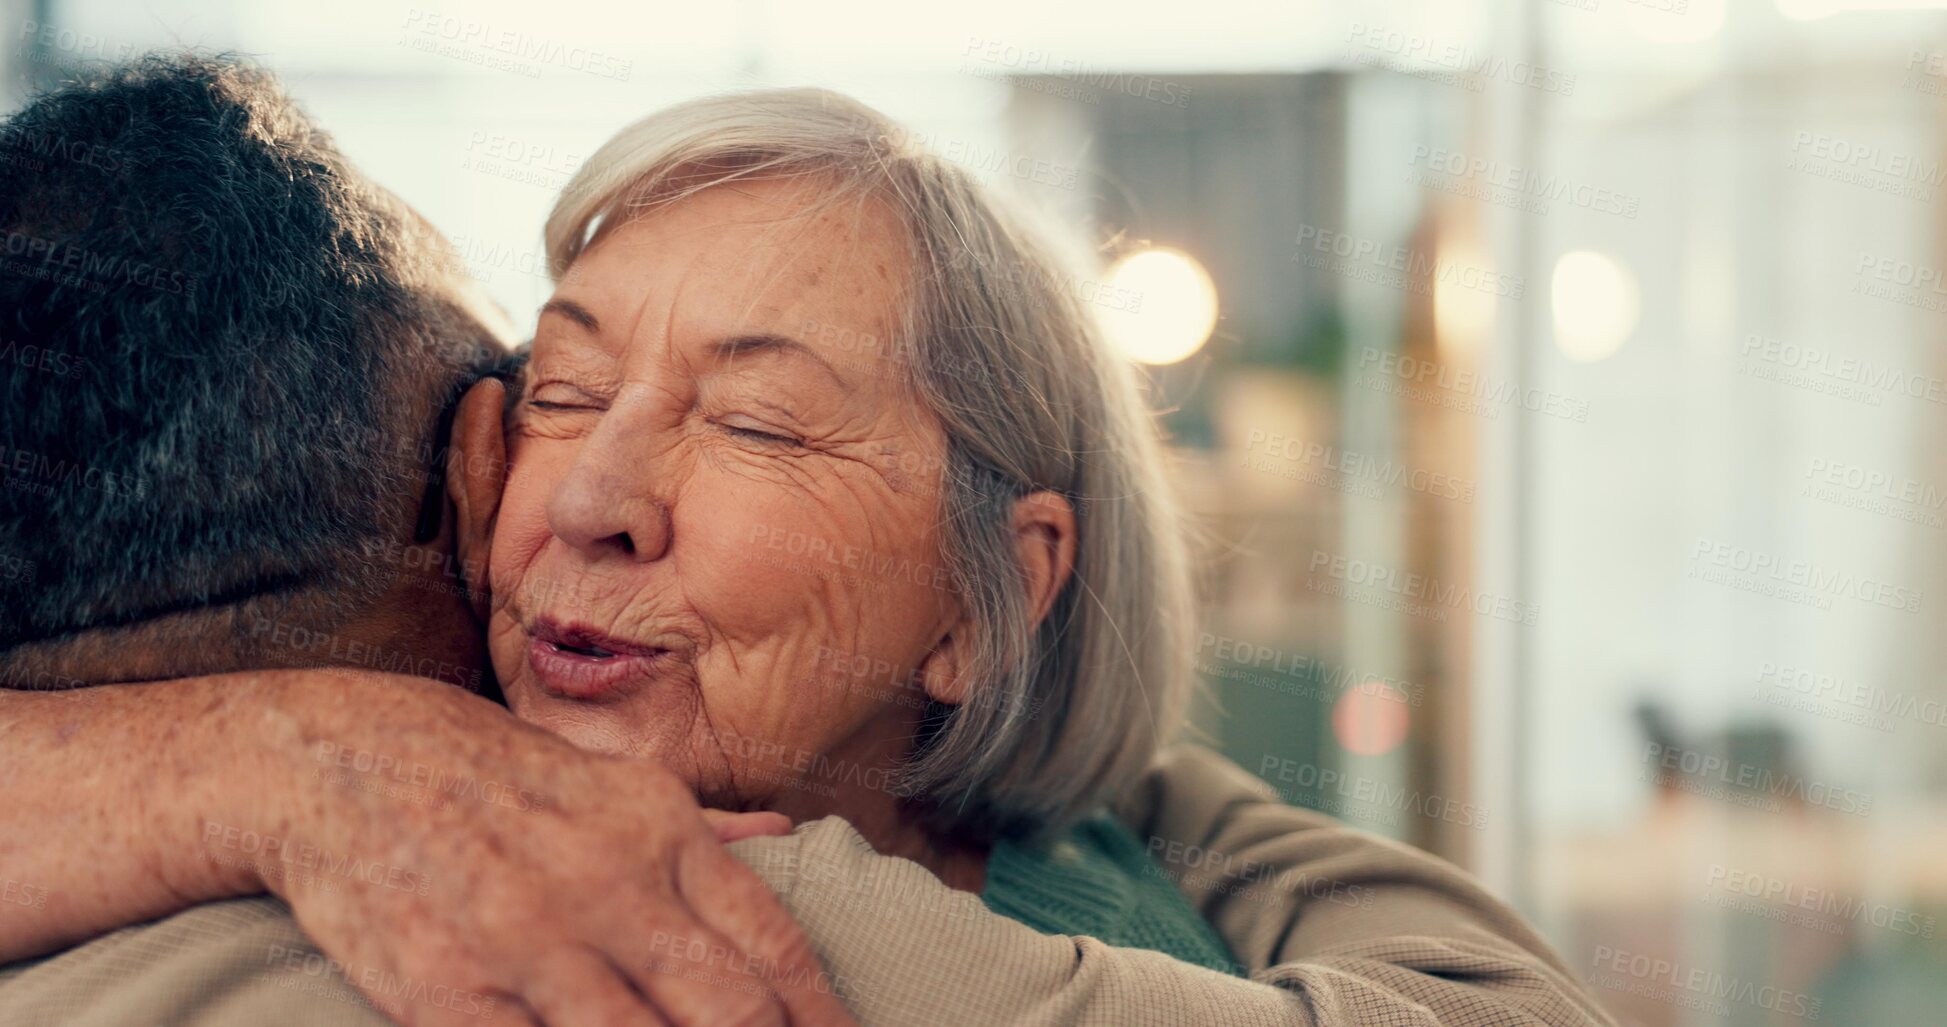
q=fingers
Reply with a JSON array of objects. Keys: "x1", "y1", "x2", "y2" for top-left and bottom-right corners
[
  {"x1": 522, "y1": 946, "x2": 670, "y2": 1027},
  {"x1": 673, "y1": 842, "x2": 856, "y2": 1026},
  {"x1": 702, "y1": 810, "x2": 793, "y2": 843},
  {"x1": 619, "y1": 914, "x2": 788, "y2": 1027}
]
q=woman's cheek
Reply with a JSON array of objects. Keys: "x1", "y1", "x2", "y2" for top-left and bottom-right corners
[
  {"x1": 490, "y1": 454, "x2": 565, "y2": 591},
  {"x1": 688, "y1": 502, "x2": 797, "y2": 622}
]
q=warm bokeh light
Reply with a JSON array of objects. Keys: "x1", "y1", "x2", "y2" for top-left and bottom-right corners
[
  {"x1": 1551, "y1": 249, "x2": 1639, "y2": 363},
  {"x1": 1101, "y1": 247, "x2": 1219, "y2": 365},
  {"x1": 1331, "y1": 682, "x2": 1413, "y2": 757},
  {"x1": 1433, "y1": 240, "x2": 1497, "y2": 362}
]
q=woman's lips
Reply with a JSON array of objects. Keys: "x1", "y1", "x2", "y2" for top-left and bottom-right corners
[
  {"x1": 525, "y1": 621, "x2": 686, "y2": 703},
  {"x1": 526, "y1": 636, "x2": 677, "y2": 702}
]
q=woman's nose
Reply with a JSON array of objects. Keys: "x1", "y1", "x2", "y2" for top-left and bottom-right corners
[{"x1": 545, "y1": 419, "x2": 674, "y2": 562}]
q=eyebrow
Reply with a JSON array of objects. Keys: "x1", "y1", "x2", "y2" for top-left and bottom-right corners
[
  {"x1": 707, "y1": 333, "x2": 851, "y2": 391},
  {"x1": 540, "y1": 299, "x2": 851, "y2": 391},
  {"x1": 539, "y1": 298, "x2": 600, "y2": 332}
]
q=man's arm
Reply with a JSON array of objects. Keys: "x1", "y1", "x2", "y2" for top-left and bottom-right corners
[
  {"x1": 0, "y1": 672, "x2": 852, "y2": 1026},
  {"x1": 2, "y1": 668, "x2": 1608, "y2": 1026},
  {"x1": 0, "y1": 677, "x2": 268, "y2": 956}
]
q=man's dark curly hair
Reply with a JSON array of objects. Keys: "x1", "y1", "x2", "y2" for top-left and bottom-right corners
[{"x1": 0, "y1": 53, "x2": 502, "y2": 652}]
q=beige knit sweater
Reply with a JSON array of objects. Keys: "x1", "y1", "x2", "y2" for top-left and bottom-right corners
[{"x1": 0, "y1": 746, "x2": 1615, "y2": 1026}]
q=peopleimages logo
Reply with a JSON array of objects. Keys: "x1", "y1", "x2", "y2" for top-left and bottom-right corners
[
  {"x1": 1308, "y1": 550, "x2": 1539, "y2": 626},
  {"x1": 201, "y1": 823, "x2": 432, "y2": 896},
  {"x1": 5, "y1": 128, "x2": 124, "y2": 173},
  {"x1": 1756, "y1": 661, "x2": 1947, "y2": 731},
  {"x1": 1735, "y1": 333, "x2": 1947, "y2": 406},
  {"x1": 264, "y1": 945, "x2": 498, "y2": 1019},
  {"x1": 1704, "y1": 864, "x2": 1936, "y2": 939},
  {"x1": 1242, "y1": 431, "x2": 1476, "y2": 502},
  {"x1": 1802, "y1": 457, "x2": 1947, "y2": 529},
  {"x1": 1344, "y1": 23, "x2": 1577, "y2": 95},
  {"x1": 1851, "y1": 250, "x2": 1947, "y2": 313},
  {"x1": 1643, "y1": 742, "x2": 1873, "y2": 816},
  {"x1": 1588, "y1": 946, "x2": 1822, "y2": 1020},
  {"x1": 747, "y1": 524, "x2": 965, "y2": 595},
  {"x1": 1804, "y1": 458, "x2": 1947, "y2": 508},
  {"x1": 1295, "y1": 226, "x2": 1525, "y2": 298},
  {"x1": 1687, "y1": 539, "x2": 1922, "y2": 613},
  {"x1": 1790, "y1": 132, "x2": 1946, "y2": 186},
  {"x1": 1144, "y1": 836, "x2": 1376, "y2": 909},
  {"x1": 248, "y1": 619, "x2": 483, "y2": 690},
  {"x1": 1407, "y1": 145, "x2": 1640, "y2": 218},
  {"x1": 313, "y1": 741, "x2": 547, "y2": 814},
  {"x1": 0, "y1": 444, "x2": 148, "y2": 500},
  {"x1": 13, "y1": 20, "x2": 136, "y2": 62},
  {"x1": 1196, "y1": 632, "x2": 1427, "y2": 707},
  {"x1": 1, "y1": 231, "x2": 193, "y2": 294},
  {"x1": 1258, "y1": 755, "x2": 1489, "y2": 829},
  {"x1": 400, "y1": 8, "x2": 633, "y2": 81},
  {"x1": 960, "y1": 38, "x2": 1193, "y2": 108},
  {"x1": 0, "y1": 338, "x2": 86, "y2": 379},
  {"x1": 1855, "y1": 250, "x2": 1947, "y2": 291},
  {"x1": 879, "y1": 127, "x2": 1083, "y2": 191},
  {"x1": 0, "y1": 879, "x2": 48, "y2": 910},
  {"x1": 1352, "y1": 347, "x2": 1589, "y2": 423}
]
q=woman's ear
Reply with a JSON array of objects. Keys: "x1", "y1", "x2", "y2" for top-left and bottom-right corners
[
  {"x1": 918, "y1": 490, "x2": 1076, "y2": 708},
  {"x1": 918, "y1": 632, "x2": 971, "y2": 706},
  {"x1": 1013, "y1": 490, "x2": 1077, "y2": 629},
  {"x1": 446, "y1": 377, "x2": 507, "y2": 625}
]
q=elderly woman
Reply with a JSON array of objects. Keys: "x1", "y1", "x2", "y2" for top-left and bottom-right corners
[
  {"x1": 497, "y1": 87, "x2": 1202, "y2": 933},
  {"x1": 2, "y1": 72, "x2": 1612, "y2": 1027}
]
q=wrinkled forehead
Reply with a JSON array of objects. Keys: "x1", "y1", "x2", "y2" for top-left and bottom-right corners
[{"x1": 556, "y1": 178, "x2": 917, "y2": 375}]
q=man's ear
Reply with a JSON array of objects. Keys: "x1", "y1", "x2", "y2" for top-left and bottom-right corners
[
  {"x1": 447, "y1": 377, "x2": 507, "y2": 625},
  {"x1": 917, "y1": 490, "x2": 1076, "y2": 707}
]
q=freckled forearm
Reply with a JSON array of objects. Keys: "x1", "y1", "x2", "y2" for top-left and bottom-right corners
[
  {"x1": 0, "y1": 677, "x2": 271, "y2": 961},
  {"x1": 0, "y1": 671, "x2": 554, "y2": 964}
]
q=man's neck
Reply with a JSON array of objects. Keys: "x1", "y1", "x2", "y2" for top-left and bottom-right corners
[
  {"x1": 1, "y1": 597, "x2": 317, "y2": 687},
  {"x1": 0, "y1": 541, "x2": 491, "y2": 693}
]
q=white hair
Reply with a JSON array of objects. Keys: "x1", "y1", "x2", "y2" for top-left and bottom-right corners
[{"x1": 545, "y1": 88, "x2": 1196, "y2": 843}]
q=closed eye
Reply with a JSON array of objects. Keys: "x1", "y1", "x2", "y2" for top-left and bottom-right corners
[
  {"x1": 717, "y1": 420, "x2": 804, "y2": 447},
  {"x1": 525, "y1": 380, "x2": 607, "y2": 412}
]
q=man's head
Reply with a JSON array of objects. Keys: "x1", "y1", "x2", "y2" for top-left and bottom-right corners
[{"x1": 0, "y1": 53, "x2": 511, "y2": 685}]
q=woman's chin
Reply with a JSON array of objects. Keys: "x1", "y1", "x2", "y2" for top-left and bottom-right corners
[{"x1": 507, "y1": 696, "x2": 652, "y2": 758}]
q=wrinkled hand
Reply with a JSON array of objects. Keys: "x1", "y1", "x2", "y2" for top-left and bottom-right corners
[{"x1": 234, "y1": 671, "x2": 855, "y2": 1027}]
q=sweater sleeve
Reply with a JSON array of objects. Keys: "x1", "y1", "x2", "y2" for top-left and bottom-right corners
[
  {"x1": 728, "y1": 743, "x2": 1615, "y2": 1027},
  {"x1": 1111, "y1": 745, "x2": 1618, "y2": 1027},
  {"x1": 729, "y1": 818, "x2": 1315, "y2": 1027}
]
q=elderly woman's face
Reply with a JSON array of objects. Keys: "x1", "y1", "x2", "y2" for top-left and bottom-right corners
[{"x1": 489, "y1": 178, "x2": 957, "y2": 809}]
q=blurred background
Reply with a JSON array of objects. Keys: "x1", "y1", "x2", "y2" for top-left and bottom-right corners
[{"x1": 7, "y1": 0, "x2": 1945, "y2": 1021}]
